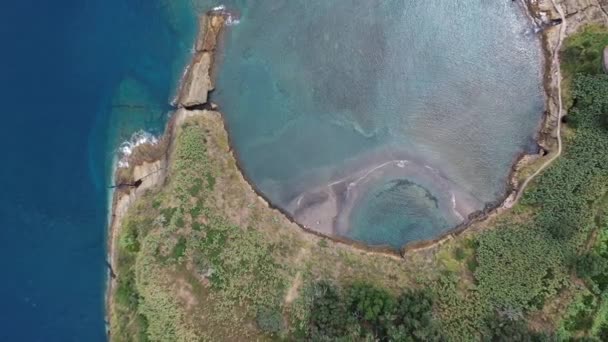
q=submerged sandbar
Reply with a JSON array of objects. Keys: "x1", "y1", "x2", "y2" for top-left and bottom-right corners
[{"x1": 211, "y1": 1, "x2": 545, "y2": 247}]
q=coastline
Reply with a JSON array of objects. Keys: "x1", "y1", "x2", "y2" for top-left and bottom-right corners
[
  {"x1": 105, "y1": 12, "x2": 402, "y2": 338},
  {"x1": 104, "y1": 116, "x2": 171, "y2": 335},
  {"x1": 414, "y1": 0, "x2": 608, "y2": 252},
  {"x1": 106, "y1": 2, "x2": 608, "y2": 330},
  {"x1": 210, "y1": 0, "x2": 561, "y2": 254},
  {"x1": 104, "y1": 4, "x2": 554, "y2": 300},
  {"x1": 214, "y1": 0, "x2": 554, "y2": 257},
  {"x1": 105, "y1": 11, "x2": 226, "y2": 336},
  {"x1": 402, "y1": 0, "x2": 566, "y2": 252}
]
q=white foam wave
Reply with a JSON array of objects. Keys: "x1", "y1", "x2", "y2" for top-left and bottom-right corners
[
  {"x1": 451, "y1": 192, "x2": 464, "y2": 221},
  {"x1": 116, "y1": 130, "x2": 159, "y2": 168},
  {"x1": 424, "y1": 165, "x2": 440, "y2": 175},
  {"x1": 172, "y1": 63, "x2": 192, "y2": 106},
  {"x1": 210, "y1": 4, "x2": 240, "y2": 26},
  {"x1": 328, "y1": 159, "x2": 408, "y2": 189},
  {"x1": 225, "y1": 16, "x2": 240, "y2": 26}
]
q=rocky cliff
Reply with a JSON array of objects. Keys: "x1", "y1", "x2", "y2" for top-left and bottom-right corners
[
  {"x1": 176, "y1": 13, "x2": 225, "y2": 108},
  {"x1": 107, "y1": 12, "x2": 227, "y2": 331}
]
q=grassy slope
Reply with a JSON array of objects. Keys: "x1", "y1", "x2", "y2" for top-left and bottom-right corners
[
  {"x1": 110, "y1": 111, "x2": 432, "y2": 341},
  {"x1": 110, "y1": 26, "x2": 608, "y2": 342},
  {"x1": 561, "y1": 24, "x2": 608, "y2": 108}
]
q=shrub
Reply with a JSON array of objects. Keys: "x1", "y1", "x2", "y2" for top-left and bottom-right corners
[
  {"x1": 346, "y1": 282, "x2": 395, "y2": 323},
  {"x1": 305, "y1": 281, "x2": 441, "y2": 341},
  {"x1": 159, "y1": 207, "x2": 177, "y2": 224},
  {"x1": 206, "y1": 172, "x2": 215, "y2": 191},
  {"x1": 115, "y1": 269, "x2": 139, "y2": 308},
  {"x1": 563, "y1": 294, "x2": 598, "y2": 334},
  {"x1": 387, "y1": 290, "x2": 441, "y2": 341},
  {"x1": 474, "y1": 226, "x2": 567, "y2": 312},
  {"x1": 256, "y1": 307, "x2": 284, "y2": 334},
  {"x1": 188, "y1": 178, "x2": 203, "y2": 197},
  {"x1": 482, "y1": 312, "x2": 551, "y2": 342},
  {"x1": 562, "y1": 25, "x2": 608, "y2": 78},
  {"x1": 171, "y1": 236, "x2": 187, "y2": 260},
  {"x1": 308, "y1": 281, "x2": 350, "y2": 339},
  {"x1": 119, "y1": 221, "x2": 140, "y2": 253},
  {"x1": 576, "y1": 252, "x2": 608, "y2": 280},
  {"x1": 454, "y1": 247, "x2": 466, "y2": 261}
]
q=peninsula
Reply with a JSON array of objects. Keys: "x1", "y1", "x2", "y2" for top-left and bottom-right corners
[{"x1": 108, "y1": 1, "x2": 608, "y2": 340}]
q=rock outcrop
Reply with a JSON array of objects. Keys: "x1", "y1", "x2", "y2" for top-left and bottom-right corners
[
  {"x1": 176, "y1": 13, "x2": 225, "y2": 108},
  {"x1": 538, "y1": 0, "x2": 608, "y2": 38},
  {"x1": 524, "y1": 0, "x2": 608, "y2": 146},
  {"x1": 195, "y1": 15, "x2": 224, "y2": 52}
]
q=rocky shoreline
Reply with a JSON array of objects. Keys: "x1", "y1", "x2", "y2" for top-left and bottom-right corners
[
  {"x1": 107, "y1": 3, "x2": 608, "y2": 326},
  {"x1": 175, "y1": 14, "x2": 225, "y2": 108},
  {"x1": 404, "y1": 0, "x2": 608, "y2": 252},
  {"x1": 207, "y1": 0, "x2": 577, "y2": 255},
  {"x1": 105, "y1": 11, "x2": 228, "y2": 335},
  {"x1": 106, "y1": 12, "x2": 402, "y2": 336},
  {"x1": 532, "y1": 0, "x2": 608, "y2": 145}
]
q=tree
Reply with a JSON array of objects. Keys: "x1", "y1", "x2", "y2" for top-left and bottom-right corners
[
  {"x1": 482, "y1": 312, "x2": 551, "y2": 342},
  {"x1": 256, "y1": 306, "x2": 284, "y2": 334},
  {"x1": 572, "y1": 74, "x2": 608, "y2": 129},
  {"x1": 576, "y1": 252, "x2": 608, "y2": 279},
  {"x1": 386, "y1": 290, "x2": 442, "y2": 341},
  {"x1": 346, "y1": 282, "x2": 395, "y2": 324},
  {"x1": 306, "y1": 282, "x2": 443, "y2": 341},
  {"x1": 309, "y1": 281, "x2": 351, "y2": 339}
]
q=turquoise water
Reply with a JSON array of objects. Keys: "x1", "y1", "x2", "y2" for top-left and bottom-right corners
[
  {"x1": 349, "y1": 179, "x2": 450, "y2": 246},
  {"x1": 213, "y1": 1, "x2": 544, "y2": 247},
  {"x1": 0, "y1": 0, "x2": 544, "y2": 337}
]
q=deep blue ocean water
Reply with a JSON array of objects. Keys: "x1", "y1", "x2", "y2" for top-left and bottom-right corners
[
  {"x1": 0, "y1": 0, "x2": 544, "y2": 338},
  {"x1": 0, "y1": 0, "x2": 198, "y2": 340}
]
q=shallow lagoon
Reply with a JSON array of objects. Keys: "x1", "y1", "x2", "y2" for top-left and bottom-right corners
[
  {"x1": 77, "y1": 0, "x2": 543, "y2": 251},
  {"x1": 212, "y1": 0, "x2": 545, "y2": 247}
]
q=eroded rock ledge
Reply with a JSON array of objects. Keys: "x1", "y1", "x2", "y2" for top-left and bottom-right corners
[
  {"x1": 176, "y1": 13, "x2": 226, "y2": 108},
  {"x1": 107, "y1": 11, "x2": 231, "y2": 331},
  {"x1": 109, "y1": 10, "x2": 227, "y2": 270}
]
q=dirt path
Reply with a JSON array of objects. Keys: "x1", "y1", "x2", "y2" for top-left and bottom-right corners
[
  {"x1": 285, "y1": 247, "x2": 308, "y2": 304},
  {"x1": 505, "y1": 0, "x2": 567, "y2": 208}
]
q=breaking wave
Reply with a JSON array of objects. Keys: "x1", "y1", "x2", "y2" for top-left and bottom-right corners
[
  {"x1": 116, "y1": 130, "x2": 159, "y2": 168},
  {"x1": 210, "y1": 5, "x2": 240, "y2": 26}
]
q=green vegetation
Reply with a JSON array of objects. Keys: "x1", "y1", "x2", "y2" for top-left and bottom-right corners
[
  {"x1": 112, "y1": 217, "x2": 149, "y2": 342},
  {"x1": 525, "y1": 74, "x2": 608, "y2": 242},
  {"x1": 424, "y1": 26, "x2": 608, "y2": 340},
  {"x1": 110, "y1": 26, "x2": 608, "y2": 341},
  {"x1": 483, "y1": 313, "x2": 551, "y2": 342},
  {"x1": 561, "y1": 25, "x2": 608, "y2": 108},
  {"x1": 475, "y1": 226, "x2": 566, "y2": 312},
  {"x1": 110, "y1": 114, "x2": 420, "y2": 340},
  {"x1": 441, "y1": 27, "x2": 608, "y2": 340},
  {"x1": 562, "y1": 25, "x2": 608, "y2": 78},
  {"x1": 304, "y1": 281, "x2": 440, "y2": 341},
  {"x1": 196, "y1": 217, "x2": 286, "y2": 309}
]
